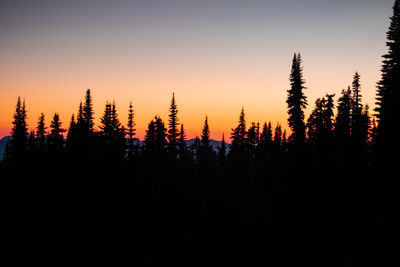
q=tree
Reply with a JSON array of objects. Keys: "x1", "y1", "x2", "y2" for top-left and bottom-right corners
[
  {"x1": 375, "y1": 0, "x2": 400, "y2": 167},
  {"x1": 335, "y1": 87, "x2": 352, "y2": 143},
  {"x1": 178, "y1": 124, "x2": 188, "y2": 160},
  {"x1": 287, "y1": 53, "x2": 307, "y2": 145},
  {"x1": 144, "y1": 116, "x2": 167, "y2": 157},
  {"x1": 167, "y1": 93, "x2": 179, "y2": 157},
  {"x1": 99, "y1": 102, "x2": 126, "y2": 161},
  {"x1": 230, "y1": 107, "x2": 247, "y2": 152},
  {"x1": 5, "y1": 97, "x2": 28, "y2": 165},
  {"x1": 36, "y1": 113, "x2": 47, "y2": 156},
  {"x1": 82, "y1": 89, "x2": 94, "y2": 130},
  {"x1": 307, "y1": 94, "x2": 335, "y2": 147},
  {"x1": 218, "y1": 133, "x2": 227, "y2": 167},
  {"x1": 126, "y1": 101, "x2": 136, "y2": 159},
  {"x1": 198, "y1": 116, "x2": 215, "y2": 173},
  {"x1": 47, "y1": 113, "x2": 66, "y2": 156},
  {"x1": 274, "y1": 123, "x2": 283, "y2": 145}
]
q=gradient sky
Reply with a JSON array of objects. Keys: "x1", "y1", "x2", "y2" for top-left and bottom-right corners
[{"x1": 0, "y1": 0, "x2": 394, "y2": 140}]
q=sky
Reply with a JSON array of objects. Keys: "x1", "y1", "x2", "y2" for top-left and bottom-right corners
[{"x1": 0, "y1": 0, "x2": 395, "y2": 140}]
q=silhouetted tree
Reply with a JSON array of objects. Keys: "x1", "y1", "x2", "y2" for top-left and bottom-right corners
[
  {"x1": 4, "y1": 97, "x2": 28, "y2": 167},
  {"x1": 335, "y1": 87, "x2": 352, "y2": 144},
  {"x1": 198, "y1": 116, "x2": 215, "y2": 173},
  {"x1": 36, "y1": 113, "x2": 47, "y2": 157},
  {"x1": 126, "y1": 101, "x2": 136, "y2": 160},
  {"x1": 375, "y1": 0, "x2": 400, "y2": 169},
  {"x1": 99, "y1": 102, "x2": 126, "y2": 161},
  {"x1": 287, "y1": 53, "x2": 307, "y2": 145},
  {"x1": 218, "y1": 133, "x2": 227, "y2": 167},
  {"x1": 230, "y1": 107, "x2": 247, "y2": 156},
  {"x1": 47, "y1": 113, "x2": 66, "y2": 156},
  {"x1": 168, "y1": 93, "x2": 179, "y2": 158},
  {"x1": 178, "y1": 123, "x2": 188, "y2": 160},
  {"x1": 83, "y1": 89, "x2": 94, "y2": 130}
]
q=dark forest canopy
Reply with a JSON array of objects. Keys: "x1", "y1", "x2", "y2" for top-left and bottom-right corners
[{"x1": 0, "y1": 1, "x2": 399, "y2": 266}]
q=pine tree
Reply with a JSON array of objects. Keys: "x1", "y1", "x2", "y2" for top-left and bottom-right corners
[
  {"x1": 230, "y1": 107, "x2": 247, "y2": 152},
  {"x1": 287, "y1": 53, "x2": 307, "y2": 145},
  {"x1": 201, "y1": 116, "x2": 210, "y2": 148},
  {"x1": 36, "y1": 113, "x2": 47, "y2": 156},
  {"x1": 83, "y1": 89, "x2": 94, "y2": 130},
  {"x1": 5, "y1": 97, "x2": 28, "y2": 165},
  {"x1": 335, "y1": 87, "x2": 352, "y2": 143},
  {"x1": 218, "y1": 133, "x2": 227, "y2": 167},
  {"x1": 167, "y1": 93, "x2": 179, "y2": 157},
  {"x1": 144, "y1": 119, "x2": 156, "y2": 152},
  {"x1": 47, "y1": 113, "x2": 66, "y2": 156},
  {"x1": 274, "y1": 123, "x2": 283, "y2": 145},
  {"x1": 375, "y1": 0, "x2": 400, "y2": 167},
  {"x1": 127, "y1": 101, "x2": 136, "y2": 159},
  {"x1": 99, "y1": 102, "x2": 126, "y2": 160},
  {"x1": 66, "y1": 114, "x2": 76, "y2": 147},
  {"x1": 178, "y1": 124, "x2": 187, "y2": 160}
]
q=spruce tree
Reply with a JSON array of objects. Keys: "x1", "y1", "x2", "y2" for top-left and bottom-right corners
[
  {"x1": 127, "y1": 101, "x2": 136, "y2": 159},
  {"x1": 201, "y1": 116, "x2": 210, "y2": 148},
  {"x1": 230, "y1": 107, "x2": 247, "y2": 152},
  {"x1": 36, "y1": 113, "x2": 47, "y2": 156},
  {"x1": 47, "y1": 113, "x2": 66, "y2": 156},
  {"x1": 83, "y1": 89, "x2": 94, "y2": 130},
  {"x1": 218, "y1": 133, "x2": 227, "y2": 167},
  {"x1": 178, "y1": 124, "x2": 187, "y2": 160},
  {"x1": 335, "y1": 87, "x2": 352, "y2": 143},
  {"x1": 99, "y1": 102, "x2": 126, "y2": 160},
  {"x1": 375, "y1": 0, "x2": 400, "y2": 167},
  {"x1": 167, "y1": 93, "x2": 179, "y2": 157},
  {"x1": 5, "y1": 97, "x2": 28, "y2": 165},
  {"x1": 286, "y1": 53, "x2": 307, "y2": 145}
]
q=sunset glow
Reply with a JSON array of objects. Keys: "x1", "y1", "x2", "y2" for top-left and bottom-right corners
[{"x1": 0, "y1": 0, "x2": 393, "y2": 140}]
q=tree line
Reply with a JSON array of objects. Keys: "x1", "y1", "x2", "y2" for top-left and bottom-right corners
[{"x1": 0, "y1": 0, "x2": 399, "y2": 265}]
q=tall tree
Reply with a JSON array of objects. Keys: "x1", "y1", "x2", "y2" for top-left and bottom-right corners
[
  {"x1": 167, "y1": 93, "x2": 179, "y2": 157},
  {"x1": 5, "y1": 97, "x2": 28, "y2": 165},
  {"x1": 126, "y1": 101, "x2": 136, "y2": 159},
  {"x1": 335, "y1": 87, "x2": 352, "y2": 143},
  {"x1": 230, "y1": 107, "x2": 247, "y2": 152},
  {"x1": 287, "y1": 53, "x2": 307, "y2": 145},
  {"x1": 218, "y1": 133, "x2": 227, "y2": 167},
  {"x1": 99, "y1": 102, "x2": 126, "y2": 161},
  {"x1": 375, "y1": 0, "x2": 400, "y2": 167},
  {"x1": 47, "y1": 113, "x2": 66, "y2": 156},
  {"x1": 82, "y1": 89, "x2": 94, "y2": 130},
  {"x1": 36, "y1": 113, "x2": 47, "y2": 156},
  {"x1": 178, "y1": 124, "x2": 188, "y2": 160}
]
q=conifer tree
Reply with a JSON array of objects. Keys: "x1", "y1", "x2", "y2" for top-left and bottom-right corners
[
  {"x1": 218, "y1": 133, "x2": 227, "y2": 167},
  {"x1": 286, "y1": 53, "x2": 307, "y2": 145},
  {"x1": 99, "y1": 102, "x2": 126, "y2": 160},
  {"x1": 36, "y1": 113, "x2": 47, "y2": 156},
  {"x1": 375, "y1": 0, "x2": 400, "y2": 166},
  {"x1": 274, "y1": 123, "x2": 283, "y2": 145},
  {"x1": 178, "y1": 124, "x2": 188, "y2": 160},
  {"x1": 83, "y1": 89, "x2": 94, "y2": 130},
  {"x1": 230, "y1": 107, "x2": 247, "y2": 152},
  {"x1": 335, "y1": 87, "x2": 352, "y2": 143},
  {"x1": 200, "y1": 116, "x2": 210, "y2": 147},
  {"x1": 144, "y1": 119, "x2": 156, "y2": 152},
  {"x1": 47, "y1": 113, "x2": 66, "y2": 155},
  {"x1": 127, "y1": 101, "x2": 136, "y2": 159},
  {"x1": 5, "y1": 97, "x2": 28, "y2": 165},
  {"x1": 167, "y1": 93, "x2": 179, "y2": 157}
]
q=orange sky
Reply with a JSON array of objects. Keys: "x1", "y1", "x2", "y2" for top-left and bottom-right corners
[{"x1": 0, "y1": 0, "x2": 391, "y2": 140}]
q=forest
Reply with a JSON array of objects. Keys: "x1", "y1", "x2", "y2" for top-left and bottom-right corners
[{"x1": 1, "y1": 1, "x2": 399, "y2": 266}]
